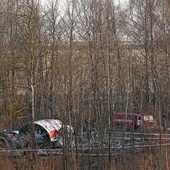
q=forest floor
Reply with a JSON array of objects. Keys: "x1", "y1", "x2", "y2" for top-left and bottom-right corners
[{"x1": 0, "y1": 128, "x2": 170, "y2": 170}]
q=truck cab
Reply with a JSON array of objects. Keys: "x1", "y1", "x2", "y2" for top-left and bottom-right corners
[{"x1": 113, "y1": 112, "x2": 157, "y2": 131}]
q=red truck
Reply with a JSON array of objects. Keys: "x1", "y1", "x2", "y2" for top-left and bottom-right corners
[{"x1": 112, "y1": 112, "x2": 157, "y2": 131}]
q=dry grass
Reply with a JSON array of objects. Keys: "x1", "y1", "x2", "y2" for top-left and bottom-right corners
[{"x1": 0, "y1": 147, "x2": 169, "y2": 170}]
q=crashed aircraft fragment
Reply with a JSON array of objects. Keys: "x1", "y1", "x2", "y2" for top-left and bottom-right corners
[{"x1": 19, "y1": 119, "x2": 74, "y2": 148}]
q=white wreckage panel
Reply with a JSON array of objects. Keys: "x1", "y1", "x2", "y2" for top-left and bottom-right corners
[
  {"x1": 34, "y1": 119, "x2": 74, "y2": 142},
  {"x1": 34, "y1": 119, "x2": 62, "y2": 134}
]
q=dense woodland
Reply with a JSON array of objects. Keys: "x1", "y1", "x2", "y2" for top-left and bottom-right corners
[
  {"x1": 1, "y1": 0, "x2": 170, "y2": 170},
  {"x1": 0, "y1": 0, "x2": 170, "y2": 133}
]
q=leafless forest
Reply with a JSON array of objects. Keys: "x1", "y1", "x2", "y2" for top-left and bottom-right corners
[{"x1": 0, "y1": 0, "x2": 170, "y2": 169}]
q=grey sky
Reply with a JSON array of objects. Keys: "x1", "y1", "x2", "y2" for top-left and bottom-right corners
[{"x1": 41, "y1": 0, "x2": 129, "y2": 6}]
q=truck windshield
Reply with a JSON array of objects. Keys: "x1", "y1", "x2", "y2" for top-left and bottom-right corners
[{"x1": 144, "y1": 115, "x2": 154, "y2": 121}]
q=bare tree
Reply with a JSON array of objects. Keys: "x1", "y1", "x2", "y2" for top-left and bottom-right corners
[{"x1": 14, "y1": 0, "x2": 47, "y2": 148}]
